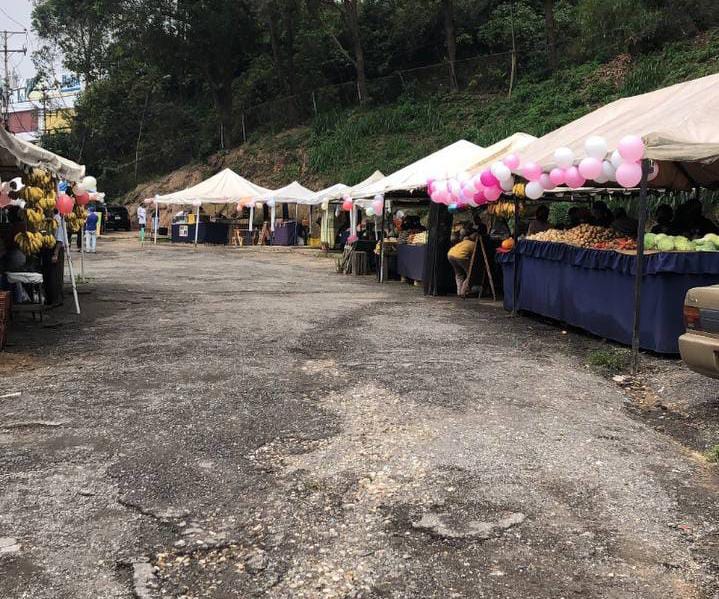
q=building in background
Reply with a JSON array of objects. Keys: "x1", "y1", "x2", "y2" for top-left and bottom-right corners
[{"x1": 7, "y1": 74, "x2": 81, "y2": 142}]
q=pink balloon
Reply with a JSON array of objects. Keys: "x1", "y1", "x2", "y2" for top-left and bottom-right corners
[
  {"x1": 76, "y1": 191, "x2": 91, "y2": 206},
  {"x1": 473, "y1": 189, "x2": 486, "y2": 203},
  {"x1": 503, "y1": 153, "x2": 521, "y2": 170},
  {"x1": 471, "y1": 174, "x2": 484, "y2": 190},
  {"x1": 521, "y1": 162, "x2": 542, "y2": 182},
  {"x1": 0, "y1": 191, "x2": 10, "y2": 208},
  {"x1": 539, "y1": 173, "x2": 552, "y2": 190},
  {"x1": 342, "y1": 199, "x2": 353, "y2": 212},
  {"x1": 480, "y1": 170, "x2": 498, "y2": 188},
  {"x1": 57, "y1": 193, "x2": 75, "y2": 215},
  {"x1": 616, "y1": 161, "x2": 643, "y2": 188},
  {"x1": 549, "y1": 168, "x2": 566, "y2": 186},
  {"x1": 456, "y1": 199, "x2": 467, "y2": 210},
  {"x1": 439, "y1": 190, "x2": 452, "y2": 205},
  {"x1": 564, "y1": 166, "x2": 586, "y2": 189},
  {"x1": 577, "y1": 157, "x2": 603, "y2": 181},
  {"x1": 484, "y1": 185, "x2": 502, "y2": 202},
  {"x1": 372, "y1": 198, "x2": 383, "y2": 213},
  {"x1": 618, "y1": 135, "x2": 645, "y2": 163}
]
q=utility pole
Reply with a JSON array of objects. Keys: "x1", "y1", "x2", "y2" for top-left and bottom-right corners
[{"x1": 1, "y1": 30, "x2": 27, "y2": 129}]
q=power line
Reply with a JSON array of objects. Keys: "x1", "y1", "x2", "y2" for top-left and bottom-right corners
[
  {"x1": 1, "y1": 30, "x2": 27, "y2": 127},
  {"x1": 0, "y1": 7, "x2": 27, "y2": 30}
]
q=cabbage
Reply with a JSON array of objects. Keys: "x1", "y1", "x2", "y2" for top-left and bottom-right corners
[
  {"x1": 644, "y1": 233, "x2": 657, "y2": 249},
  {"x1": 707, "y1": 233, "x2": 719, "y2": 245},
  {"x1": 655, "y1": 233, "x2": 668, "y2": 240},
  {"x1": 674, "y1": 235, "x2": 689, "y2": 245},
  {"x1": 657, "y1": 237, "x2": 675, "y2": 252},
  {"x1": 687, "y1": 241, "x2": 697, "y2": 251},
  {"x1": 675, "y1": 239, "x2": 692, "y2": 251},
  {"x1": 696, "y1": 244, "x2": 718, "y2": 252}
]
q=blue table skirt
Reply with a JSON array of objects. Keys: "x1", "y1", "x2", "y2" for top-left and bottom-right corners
[
  {"x1": 497, "y1": 240, "x2": 719, "y2": 354},
  {"x1": 397, "y1": 244, "x2": 426, "y2": 281},
  {"x1": 171, "y1": 223, "x2": 229, "y2": 244},
  {"x1": 273, "y1": 222, "x2": 297, "y2": 246}
]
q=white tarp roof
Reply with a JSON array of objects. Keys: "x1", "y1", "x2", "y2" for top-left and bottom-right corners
[
  {"x1": 351, "y1": 140, "x2": 485, "y2": 199},
  {"x1": 0, "y1": 126, "x2": 85, "y2": 181},
  {"x1": 466, "y1": 132, "x2": 538, "y2": 175},
  {"x1": 519, "y1": 73, "x2": 719, "y2": 190},
  {"x1": 155, "y1": 168, "x2": 271, "y2": 205},
  {"x1": 263, "y1": 181, "x2": 317, "y2": 205},
  {"x1": 314, "y1": 171, "x2": 386, "y2": 205}
]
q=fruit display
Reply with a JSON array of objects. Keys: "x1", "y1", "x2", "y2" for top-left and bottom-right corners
[
  {"x1": 488, "y1": 199, "x2": 525, "y2": 220},
  {"x1": 528, "y1": 224, "x2": 617, "y2": 248},
  {"x1": 593, "y1": 238, "x2": 637, "y2": 250},
  {"x1": 408, "y1": 231, "x2": 427, "y2": 245},
  {"x1": 12, "y1": 168, "x2": 68, "y2": 256}
]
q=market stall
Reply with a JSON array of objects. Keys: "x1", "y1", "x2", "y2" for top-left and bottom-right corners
[
  {"x1": 153, "y1": 168, "x2": 271, "y2": 245},
  {"x1": 261, "y1": 181, "x2": 316, "y2": 245},
  {"x1": 482, "y1": 73, "x2": 719, "y2": 361}
]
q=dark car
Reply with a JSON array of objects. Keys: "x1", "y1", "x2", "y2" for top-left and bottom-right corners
[{"x1": 105, "y1": 205, "x2": 131, "y2": 231}]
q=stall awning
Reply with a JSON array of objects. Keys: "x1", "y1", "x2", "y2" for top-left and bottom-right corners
[
  {"x1": 466, "y1": 132, "x2": 537, "y2": 175},
  {"x1": 313, "y1": 171, "x2": 386, "y2": 205},
  {"x1": 0, "y1": 126, "x2": 85, "y2": 182},
  {"x1": 263, "y1": 181, "x2": 317, "y2": 205},
  {"x1": 155, "y1": 168, "x2": 271, "y2": 205},
  {"x1": 518, "y1": 73, "x2": 719, "y2": 190},
  {"x1": 351, "y1": 140, "x2": 486, "y2": 199}
]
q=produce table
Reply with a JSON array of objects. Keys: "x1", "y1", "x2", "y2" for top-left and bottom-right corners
[
  {"x1": 397, "y1": 244, "x2": 426, "y2": 281},
  {"x1": 273, "y1": 221, "x2": 297, "y2": 246},
  {"x1": 171, "y1": 222, "x2": 229, "y2": 244},
  {"x1": 497, "y1": 239, "x2": 719, "y2": 354}
]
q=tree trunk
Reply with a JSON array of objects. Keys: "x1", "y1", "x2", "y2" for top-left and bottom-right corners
[
  {"x1": 344, "y1": 0, "x2": 368, "y2": 103},
  {"x1": 284, "y1": 0, "x2": 297, "y2": 95},
  {"x1": 543, "y1": 0, "x2": 558, "y2": 72},
  {"x1": 441, "y1": 0, "x2": 458, "y2": 92},
  {"x1": 267, "y1": 1, "x2": 289, "y2": 93},
  {"x1": 213, "y1": 81, "x2": 233, "y2": 149}
]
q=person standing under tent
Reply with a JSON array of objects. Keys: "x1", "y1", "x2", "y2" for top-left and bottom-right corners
[
  {"x1": 137, "y1": 205, "x2": 147, "y2": 242},
  {"x1": 447, "y1": 230, "x2": 476, "y2": 297},
  {"x1": 84, "y1": 206, "x2": 99, "y2": 253}
]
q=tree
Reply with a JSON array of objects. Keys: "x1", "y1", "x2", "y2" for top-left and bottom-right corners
[
  {"x1": 441, "y1": 0, "x2": 458, "y2": 91},
  {"x1": 543, "y1": 0, "x2": 558, "y2": 71},
  {"x1": 318, "y1": 0, "x2": 368, "y2": 103}
]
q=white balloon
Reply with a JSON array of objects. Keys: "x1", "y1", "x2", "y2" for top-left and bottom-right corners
[
  {"x1": 594, "y1": 172, "x2": 609, "y2": 184},
  {"x1": 373, "y1": 193, "x2": 384, "y2": 203},
  {"x1": 554, "y1": 147, "x2": 575, "y2": 169},
  {"x1": 365, "y1": 207, "x2": 375, "y2": 217},
  {"x1": 584, "y1": 136, "x2": 608, "y2": 160},
  {"x1": 82, "y1": 176, "x2": 97, "y2": 192},
  {"x1": 490, "y1": 162, "x2": 511, "y2": 182},
  {"x1": 602, "y1": 160, "x2": 617, "y2": 181},
  {"x1": 525, "y1": 181, "x2": 544, "y2": 200},
  {"x1": 500, "y1": 176, "x2": 515, "y2": 191},
  {"x1": 610, "y1": 150, "x2": 623, "y2": 170}
]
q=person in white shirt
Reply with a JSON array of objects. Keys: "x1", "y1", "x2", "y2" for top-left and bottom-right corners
[{"x1": 137, "y1": 205, "x2": 147, "y2": 242}]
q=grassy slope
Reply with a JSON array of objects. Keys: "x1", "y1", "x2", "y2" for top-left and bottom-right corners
[{"x1": 123, "y1": 30, "x2": 719, "y2": 203}]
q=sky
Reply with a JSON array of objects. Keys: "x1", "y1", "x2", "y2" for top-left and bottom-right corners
[{"x1": 0, "y1": 0, "x2": 38, "y2": 82}]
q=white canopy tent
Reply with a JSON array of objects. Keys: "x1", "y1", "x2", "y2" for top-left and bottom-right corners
[
  {"x1": 260, "y1": 181, "x2": 317, "y2": 232},
  {"x1": 0, "y1": 126, "x2": 85, "y2": 182},
  {"x1": 351, "y1": 140, "x2": 486, "y2": 199},
  {"x1": 465, "y1": 132, "x2": 538, "y2": 175},
  {"x1": 151, "y1": 168, "x2": 272, "y2": 244}
]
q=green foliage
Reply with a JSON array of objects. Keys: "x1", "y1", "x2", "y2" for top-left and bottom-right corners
[
  {"x1": 587, "y1": 348, "x2": 630, "y2": 373},
  {"x1": 705, "y1": 444, "x2": 719, "y2": 463}
]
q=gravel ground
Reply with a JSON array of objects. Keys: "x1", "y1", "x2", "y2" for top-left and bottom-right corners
[{"x1": 1, "y1": 235, "x2": 718, "y2": 599}]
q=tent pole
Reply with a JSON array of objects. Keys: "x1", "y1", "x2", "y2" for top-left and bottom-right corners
[
  {"x1": 379, "y1": 197, "x2": 386, "y2": 283},
  {"x1": 63, "y1": 218, "x2": 80, "y2": 315},
  {"x1": 631, "y1": 159, "x2": 651, "y2": 374},
  {"x1": 194, "y1": 205, "x2": 200, "y2": 247},
  {"x1": 154, "y1": 202, "x2": 159, "y2": 245},
  {"x1": 511, "y1": 194, "x2": 520, "y2": 316},
  {"x1": 271, "y1": 204, "x2": 276, "y2": 232},
  {"x1": 249, "y1": 204, "x2": 254, "y2": 233}
]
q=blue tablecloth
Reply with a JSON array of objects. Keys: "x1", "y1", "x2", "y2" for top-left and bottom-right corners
[
  {"x1": 273, "y1": 222, "x2": 297, "y2": 246},
  {"x1": 397, "y1": 244, "x2": 426, "y2": 281},
  {"x1": 497, "y1": 240, "x2": 719, "y2": 354},
  {"x1": 171, "y1": 222, "x2": 229, "y2": 244}
]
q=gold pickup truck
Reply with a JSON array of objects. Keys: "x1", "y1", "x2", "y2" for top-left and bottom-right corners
[{"x1": 679, "y1": 285, "x2": 719, "y2": 379}]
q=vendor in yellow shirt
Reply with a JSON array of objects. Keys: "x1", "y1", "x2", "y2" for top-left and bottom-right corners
[{"x1": 447, "y1": 230, "x2": 476, "y2": 297}]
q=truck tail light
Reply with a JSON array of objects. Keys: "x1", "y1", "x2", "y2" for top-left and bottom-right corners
[{"x1": 683, "y1": 305, "x2": 701, "y2": 330}]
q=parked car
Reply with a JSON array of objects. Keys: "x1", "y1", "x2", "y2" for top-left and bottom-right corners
[
  {"x1": 105, "y1": 205, "x2": 131, "y2": 231},
  {"x1": 679, "y1": 285, "x2": 719, "y2": 379}
]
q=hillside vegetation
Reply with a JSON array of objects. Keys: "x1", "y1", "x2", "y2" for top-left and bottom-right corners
[{"x1": 123, "y1": 29, "x2": 719, "y2": 204}]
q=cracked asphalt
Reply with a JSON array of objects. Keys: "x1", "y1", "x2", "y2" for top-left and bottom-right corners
[{"x1": 1, "y1": 235, "x2": 718, "y2": 598}]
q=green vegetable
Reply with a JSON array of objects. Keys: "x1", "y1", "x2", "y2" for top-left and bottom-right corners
[
  {"x1": 644, "y1": 232, "x2": 657, "y2": 249},
  {"x1": 657, "y1": 237, "x2": 675, "y2": 252}
]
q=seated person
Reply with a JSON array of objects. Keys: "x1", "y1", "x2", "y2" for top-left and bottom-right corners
[
  {"x1": 611, "y1": 207, "x2": 639, "y2": 238},
  {"x1": 527, "y1": 205, "x2": 551, "y2": 236},
  {"x1": 590, "y1": 200, "x2": 613, "y2": 227},
  {"x1": 447, "y1": 230, "x2": 476, "y2": 297},
  {"x1": 651, "y1": 204, "x2": 673, "y2": 234},
  {"x1": 670, "y1": 198, "x2": 718, "y2": 239}
]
